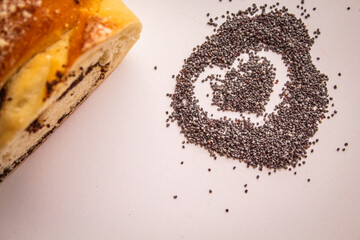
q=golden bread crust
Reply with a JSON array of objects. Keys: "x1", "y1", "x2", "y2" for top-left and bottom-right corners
[
  {"x1": 0, "y1": 0, "x2": 140, "y2": 87},
  {"x1": 0, "y1": 0, "x2": 79, "y2": 87}
]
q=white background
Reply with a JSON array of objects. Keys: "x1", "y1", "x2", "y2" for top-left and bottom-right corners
[{"x1": 1, "y1": 0, "x2": 360, "y2": 239}]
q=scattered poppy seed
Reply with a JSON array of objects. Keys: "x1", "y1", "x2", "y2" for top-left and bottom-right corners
[
  {"x1": 245, "y1": 189, "x2": 248, "y2": 193},
  {"x1": 342, "y1": 148, "x2": 345, "y2": 152},
  {"x1": 338, "y1": 73, "x2": 341, "y2": 76},
  {"x1": 225, "y1": 209, "x2": 229, "y2": 213},
  {"x1": 268, "y1": 172, "x2": 271, "y2": 176},
  {"x1": 347, "y1": 7, "x2": 350, "y2": 10},
  {"x1": 256, "y1": 175, "x2": 259, "y2": 179},
  {"x1": 344, "y1": 143, "x2": 348, "y2": 146},
  {"x1": 307, "y1": 178, "x2": 310, "y2": 182},
  {"x1": 167, "y1": 4, "x2": 329, "y2": 171},
  {"x1": 337, "y1": 148, "x2": 340, "y2": 151},
  {"x1": 209, "y1": 189, "x2": 212, "y2": 193},
  {"x1": 208, "y1": 168, "x2": 211, "y2": 172},
  {"x1": 294, "y1": 171, "x2": 297, "y2": 175},
  {"x1": 233, "y1": 166, "x2": 236, "y2": 170},
  {"x1": 154, "y1": 66, "x2": 157, "y2": 70},
  {"x1": 244, "y1": 184, "x2": 247, "y2": 188},
  {"x1": 181, "y1": 161, "x2": 184, "y2": 165},
  {"x1": 333, "y1": 85, "x2": 337, "y2": 89},
  {"x1": 173, "y1": 195, "x2": 177, "y2": 199}
]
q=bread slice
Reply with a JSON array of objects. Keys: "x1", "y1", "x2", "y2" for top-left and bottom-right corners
[{"x1": 0, "y1": 0, "x2": 142, "y2": 182}]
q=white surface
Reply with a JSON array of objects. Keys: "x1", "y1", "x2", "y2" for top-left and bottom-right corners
[{"x1": 1, "y1": 0, "x2": 360, "y2": 239}]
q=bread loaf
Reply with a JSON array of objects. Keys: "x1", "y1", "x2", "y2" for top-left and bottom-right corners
[{"x1": 0, "y1": 0, "x2": 142, "y2": 182}]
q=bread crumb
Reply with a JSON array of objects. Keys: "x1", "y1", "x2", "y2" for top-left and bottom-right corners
[
  {"x1": 9, "y1": 5, "x2": 16, "y2": 13},
  {"x1": 17, "y1": 2, "x2": 26, "y2": 9},
  {"x1": 82, "y1": 19, "x2": 113, "y2": 51},
  {"x1": 22, "y1": 10, "x2": 31, "y2": 19},
  {"x1": 35, "y1": 1, "x2": 42, "y2": 7},
  {"x1": 0, "y1": 39, "x2": 9, "y2": 48}
]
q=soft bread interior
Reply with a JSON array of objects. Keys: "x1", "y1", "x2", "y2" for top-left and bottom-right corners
[{"x1": 0, "y1": 22, "x2": 141, "y2": 181}]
